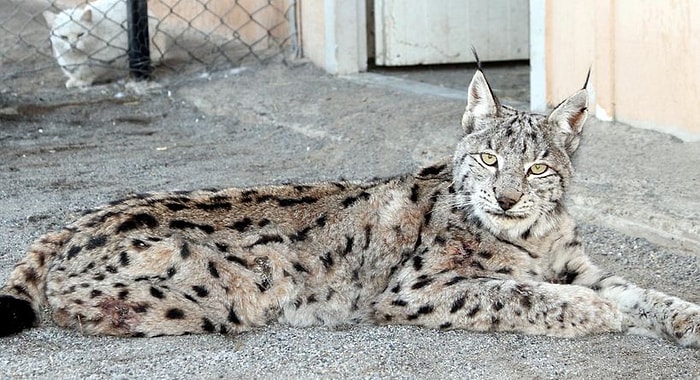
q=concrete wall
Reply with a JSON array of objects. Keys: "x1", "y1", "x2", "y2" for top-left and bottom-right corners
[
  {"x1": 300, "y1": 0, "x2": 367, "y2": 74},
  {"x1": 533, "y1": 0, "x2": 700, "y2": 141}
]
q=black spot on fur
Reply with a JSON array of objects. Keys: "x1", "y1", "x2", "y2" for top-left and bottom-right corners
[
  {"x1": 450, "y1": 297, "x2": 465, "y2": 313},
  {"x1": 341, "y1": 191, "x2": 371, "y2": 208},
  {"x1": 150, "y1": 286, "x2": 165, "y2": 299},
  {"x1": 319, "y1": 252, "x2": 334, "y2": 269},
  {"x1": 167, "y1": 267, "x2": 177, "y2": 278},
  {"x1": 278, "y1": 196, "x2": 318, "y2": 206},
  {"x1": 215, "y1": 243, "x2": 229, "y2": 252},
  {"x1": 119, "y1": 251, "x2": 130, "y2": 266},
  {"x1": 493, "y1": 300, "x2": 504, "y2": 311},
  {"x1": 307, "y1": 294, "x2": 318, "y2": 304},
  {"x1": 85, "y1": 235, "x2": 108, "y2": 249},
  {"x1": 293, "y1": 262, "x2": 308, "y2": 273},
  {"x1": 315, "y1": 214, "x2": 327, "y2": 227},
  {"x1": 418, "y1": 304, "x2": 434, "y2": 314},
  {"x1": 342, "y1": 236, "x2": 354, "y2": 256},
  {"x1": 445, "y1": 276, "x2": 467, "y2": 286},
  {"x1": 391, "y1": 299, "x2": 408, "y2": 307},
  {"x1": 439, "y1": 322, "x2": 452, "y2": 329},
  {"x1": 90, "y1": 290, "x2": 102, "y2": 298},
  {"x1": 118, "y1": 290, "x2": 129, "y2": 300},
  {"x1": 66, "y1": 245, "x2": 82, "y2": 260},
  {"x1": 407, "y1": 313, "x2": 419, "y2": 321},
  {"x1": 412, "y1": 255, "x2": 423, "y2": 271},
  {"x1": 418, "y1": 164, "x2": 446, "y2": 177},
  {"x1": 192, "y1": 285, "x2": 209, "y2": 298},
  {"x1": 230, "y1": 217, "x2": 253, "y2": 232},
  {"x1": 240, "y1": 190, "x2": 257, "y2": 203},
  {"x1": 0, "y1": 296, "x2": 37, "y2": 336},
  {"x1": 226, "y1": 255, "x2": 247, "y2": 267},
  {"x1": 477, "y1": 251, "x2": 493, "y2": 259},
  {"x1": 170, "y1": 220, "x2": 215, "y2": 234},
  {"x1": 196, "y1": 202, "x2": 232, "y2": 211},
  {"x1": 363, "y1": 225, "x2": 372, "y2": 250},
  {"x1": 466, "y1": 305, "x2": 481, "y2": 317},
  {"x1": 201, "y1": 318, "x2": 216, "y2": 332},
  {"x1": 180, "y1": 242, "x2": 191, "y2": 259},
  {"x1": 410, "y1": 184, "x2": 419, "y2": 202},
  {"x1": 391, "y1": 284, "x2": 401, "y2": 293},
  {"x1": 520, "y1": 228, "x2": 532, "y2": 240},
  {"x1": 411, "y1": 277, "x2": 433, "y2": 289},
  {"x1": 258, "y1": 218, "x2": 271, "y2": 227},
  {"x1": 105, "y1": 265, "x2": 118, "y2": 274},
  {"x1": 165, "y1": 308, "x2": 185, "y2": 319},
  {"x1": 117, "y1": 213, "x2": 159, "y2": 233},
  {"x1": 289, "y1": 227, "x2": 312, "y2": 242},
  {"x1": 496, "y1": 267, "x2": 513, "y2": 275},
  {"x1": 164, "y1": 203, "x2": 188, "y2": 211},
  {"x1": 294, "y1": 298, "x2": 303, "y2": 309},
  {"x1": 228, "y1": 307, "x2": 242, "y2": 324},
  {"x1": 247, "y1": 234, "x2": 284, "y2": 247},
  {"x1": 207, "y1": 261, "x2": 220, "y2": 278}
]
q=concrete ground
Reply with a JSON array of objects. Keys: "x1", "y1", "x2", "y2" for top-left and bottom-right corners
[{"x1": 0, "y1": 61, "x2": 698, "y2": 379}]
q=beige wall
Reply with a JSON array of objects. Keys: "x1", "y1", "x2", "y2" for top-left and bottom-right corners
[
  {"x1": 542, "y1": 0, "x2": 700, "y2": 141},
  {"x1": 300, "y1": 0, "x2": 367, "y2": 74}
]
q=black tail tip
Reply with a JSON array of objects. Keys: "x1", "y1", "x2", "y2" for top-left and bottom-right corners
[{"x1": 0, "y1": 295, "x2": 37, "y2": 337}]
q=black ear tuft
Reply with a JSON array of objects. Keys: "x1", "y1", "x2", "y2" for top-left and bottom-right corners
[
  {"x1": 471, "y1": 46, "x2": 483, "y2": 70},
  {"x1": 0, "y1": 295, "x2": 37, "y2": 336}
]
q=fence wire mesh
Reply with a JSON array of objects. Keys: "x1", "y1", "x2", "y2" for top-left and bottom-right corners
[{"x1": 0, "y1": 0, "x2": 298, "y2": 94}]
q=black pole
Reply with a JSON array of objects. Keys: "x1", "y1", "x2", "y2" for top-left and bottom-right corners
[{"x1": 126, "y1": 0, "x2": 152, "y2": 80}]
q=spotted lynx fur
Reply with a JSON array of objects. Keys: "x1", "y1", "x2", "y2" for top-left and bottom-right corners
[{"x1": 1, "y1": 66, "x2": 698, "y2": 348}]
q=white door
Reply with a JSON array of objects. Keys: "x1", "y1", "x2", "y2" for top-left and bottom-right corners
[{"x1": 373, "y1": 0, "x2": 529, "y2": 66}]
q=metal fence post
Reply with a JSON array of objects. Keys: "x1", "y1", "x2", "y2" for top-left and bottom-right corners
[{"x1": 126, "y1": 0, "x2": 151, "y2": 80}]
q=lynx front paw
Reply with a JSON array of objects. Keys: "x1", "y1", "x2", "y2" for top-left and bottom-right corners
[{"x1": 670, "y1": 305, "x2": 700, "y2": 348}]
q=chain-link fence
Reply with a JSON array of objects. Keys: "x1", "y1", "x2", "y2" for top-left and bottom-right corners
[{"x1": 0, "y1": 0, "x2": 298, "y2": 94}]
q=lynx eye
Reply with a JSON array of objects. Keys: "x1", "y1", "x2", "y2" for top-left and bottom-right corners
[
  {"x1": 60, "y1": 35, "x2": 69, "y2": 41},
  {"x1": 77, "y1": 32, "x2": 85, "y2": 38},
  {"x1": 529, "y1": 163, "x2": 548, "y2": 175},
  {"x1": 480, "y1": 153, "x2": 498, "y2": 167}
]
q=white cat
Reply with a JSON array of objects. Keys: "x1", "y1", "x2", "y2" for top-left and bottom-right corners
[{"x1": 43, "y1": 0, "x2": 169, "y2": 88}]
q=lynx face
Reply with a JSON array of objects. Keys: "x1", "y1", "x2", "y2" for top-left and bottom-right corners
[{"x1": 452, "y1": 70, "x2": 589, "y2": 239}]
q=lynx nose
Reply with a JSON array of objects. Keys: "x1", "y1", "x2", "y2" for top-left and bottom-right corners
[{"x1": 496, "y1": 192, "x2": 522, "y2": 211}]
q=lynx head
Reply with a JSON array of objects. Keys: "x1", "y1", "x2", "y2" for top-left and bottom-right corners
[
  {"x1": 452, "y1": 67, "x2": 588, "y2": 239},
  {"x1": 43, "y1": 7, "x2": 94, "y2": 52}
]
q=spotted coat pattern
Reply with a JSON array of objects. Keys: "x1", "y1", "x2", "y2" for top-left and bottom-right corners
[{"x1": 1, "y1": 68, "x2": 698, "y2": 348}]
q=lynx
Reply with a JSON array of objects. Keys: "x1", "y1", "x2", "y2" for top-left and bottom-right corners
[
  {"x1": 43, "y1": 0, "x2": 168, "y2": 88},
  {"x1": 1, "y1": 65, "x2": 698, "y2": 347}
]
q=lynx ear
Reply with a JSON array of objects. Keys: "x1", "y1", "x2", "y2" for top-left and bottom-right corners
[
  {"x1": 462, "y1": 70, "x2": 500, "y2": 133},
  {"x1": 80, "y1": 8, "x2": 93, "y2": 23},
  {"x1": 547, "y1": 86, "x2": 589, "y2": 155},
  {"x1": 42, "y1": 10, "x2": 57, "y2": 27}
]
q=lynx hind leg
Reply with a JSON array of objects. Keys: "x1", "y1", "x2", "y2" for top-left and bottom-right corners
[
  {"x1": 374, "y1": 272, "x2": 622, "y2": 338},
  {"x1": 44, "y1": 236, "x2": 282, "y2": 337}
]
